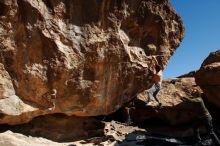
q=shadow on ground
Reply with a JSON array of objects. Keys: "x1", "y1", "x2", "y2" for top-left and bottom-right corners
[
  {"x1": 115, "y1": 130, "x2": 216, "y2": 146},
  {"x1": 0, "y1": 113, "x2": 105, "y2": 142}
]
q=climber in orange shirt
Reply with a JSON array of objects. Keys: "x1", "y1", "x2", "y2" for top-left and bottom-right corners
[{"x1": 146, "y1": 65, "x2": 163, "y2": 107}]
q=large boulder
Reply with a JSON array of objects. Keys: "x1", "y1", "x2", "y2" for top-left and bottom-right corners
[
  {"x1": 195, "y1": 50, "x2": 220, "y2": 108},
  {"x1": 0, "y1": 0, "x2": 184, "y2": 124},
  {"x1": 118, "y1": 77, "x2": 204, "y2": 126}
]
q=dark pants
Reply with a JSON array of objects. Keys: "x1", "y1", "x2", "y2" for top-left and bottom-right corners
[{"x1": 193, "y1": 115, "x2": 220, "y2": 145}]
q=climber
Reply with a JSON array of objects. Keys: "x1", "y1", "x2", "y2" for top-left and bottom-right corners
[
  {"x1": 177, "y1": 91, "x2": 220, "y2": 145},
  {"x1": 146, "y1": 64, "x2": 163, "y2": 107},
  {"x1": 48, "y1": 89, "x2": 57, "y2": 110}
]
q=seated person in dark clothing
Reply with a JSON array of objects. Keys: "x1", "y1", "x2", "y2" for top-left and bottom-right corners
[{"x1": 177, "y1": 90, "x2": 220, "y2": 145}]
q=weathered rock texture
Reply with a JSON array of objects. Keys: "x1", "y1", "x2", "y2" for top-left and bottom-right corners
[
  {"x1": 195, "y1": 50, "x2": 220, "y2": 108},
  {"x1": 0, "y1": 131, "x2": 68, "y2": 146},
  {"x1": 0, "y1": 0, "x2": 184, "y2": 124},
  {"x1": 118, "y1": 77, "x2": 203, "y2": 125}
]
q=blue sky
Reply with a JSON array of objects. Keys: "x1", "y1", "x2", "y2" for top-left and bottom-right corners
[{"x1": 163, "y1": 0, "x2": 220, "y2": 79}]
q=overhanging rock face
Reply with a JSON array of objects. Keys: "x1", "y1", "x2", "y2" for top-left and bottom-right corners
[{"x1": 0, "y1": 0, "x2": 184, "y2": 124}]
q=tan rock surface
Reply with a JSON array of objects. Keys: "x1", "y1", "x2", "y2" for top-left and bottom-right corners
[
  {"x1": 0, "y1": 0, "x2": 184, "y2": 124},
  {"x1": 195, "y1": 50, "x2": 220, "y2": 108},
  {"x1": 0, "y1": 131, "x2": 69, "y2": 146}
]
